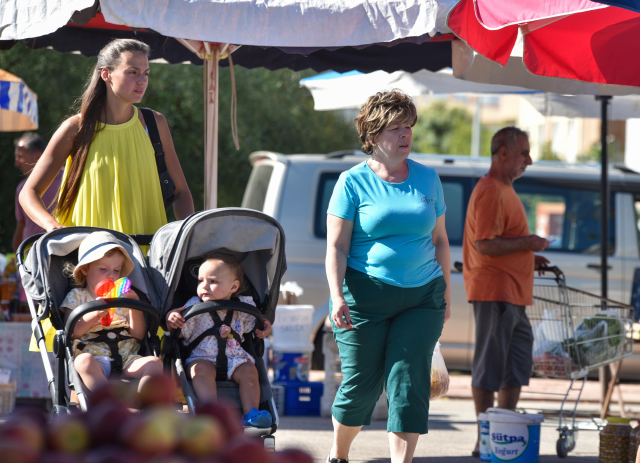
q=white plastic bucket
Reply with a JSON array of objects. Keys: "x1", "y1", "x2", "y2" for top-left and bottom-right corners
[
  {"x1": 488, "y1": 408, "x2": 543, "y2": 463},
  {"x1": 272, "y1": 305, "x2": 314, "y2": 353},
  {"x1": 478, "y1": 413, "x2": 491, "y2": 462}
]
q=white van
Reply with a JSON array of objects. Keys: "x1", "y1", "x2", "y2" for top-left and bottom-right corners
[{"x1": 242, "y1": 151, "x2": 640, "y2": 378}]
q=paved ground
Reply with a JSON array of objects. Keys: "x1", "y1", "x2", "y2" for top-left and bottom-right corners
[
  {"x1": 276, "y1": 399, "x2": 602, "y2": 462},
  {"x1": 280, "y1": 371, "x2": 640, "y2": 462}
]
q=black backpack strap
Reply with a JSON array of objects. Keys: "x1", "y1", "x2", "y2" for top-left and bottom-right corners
[
  {"x1": 181, "y1": 311, "x2": 243, "y2": 382},
  {"x1": 139, "y1": 107, "x2": 176, "y2": 208},
  {"x1": 75, "y1": 327, "x2": 135, "y2": 375}
]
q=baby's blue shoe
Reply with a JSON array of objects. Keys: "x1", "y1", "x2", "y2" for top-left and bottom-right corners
[{"x1": 241, "y1": 408, "x2": 272, "y2": 428}]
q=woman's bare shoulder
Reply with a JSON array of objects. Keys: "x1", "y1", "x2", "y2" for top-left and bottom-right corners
[
  {"x1": 152, "y1": 110, "x2": 168, "y2": 128},
  {"x1": 56, "y1": 114, "x2": 82, "y2": 137},
  {"x1": 150, "y1": 108, "x2": 165, "y2": 119}
]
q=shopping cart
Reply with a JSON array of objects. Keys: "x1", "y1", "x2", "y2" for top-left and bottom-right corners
[{"x1": 524, "y1": 266, "x2": 633, "y2": 457}]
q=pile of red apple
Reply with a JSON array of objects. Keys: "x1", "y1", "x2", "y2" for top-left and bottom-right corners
[{"x1": 0, "y1": 374, "x2": 312, "y2": 463}]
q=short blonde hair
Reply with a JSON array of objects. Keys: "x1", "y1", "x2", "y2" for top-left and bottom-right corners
[{"x1": 355, "y1": 90, "x2": 417, "y2": 155}]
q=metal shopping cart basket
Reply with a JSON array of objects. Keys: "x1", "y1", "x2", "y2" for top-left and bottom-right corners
[{"x1": 524, "y1": 266, "x2": 633, "y2": 457}]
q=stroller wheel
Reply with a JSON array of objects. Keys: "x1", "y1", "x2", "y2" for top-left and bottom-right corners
[{"x1": 263, "y1": 436, "x2": 275, "y2": 452}]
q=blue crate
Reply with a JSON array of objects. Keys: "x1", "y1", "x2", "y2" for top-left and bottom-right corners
[{"x1": 282, "y1": 381, "x2": 323, "y2": 416}]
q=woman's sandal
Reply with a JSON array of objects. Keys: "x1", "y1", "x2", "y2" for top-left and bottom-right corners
[{"x1": 327, "y1": 456, "x2": 348, "y2": 463}]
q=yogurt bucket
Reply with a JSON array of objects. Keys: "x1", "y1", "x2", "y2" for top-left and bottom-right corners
[
  {"x1": 272, "y1": 305, "x2": 315, "y2": 353},
  {"x1": 488, "y1": 408, "x2": 544, "y2": 463},
  {"x1": 478, "y1": 413, "x2": 492, "y2": 462}
]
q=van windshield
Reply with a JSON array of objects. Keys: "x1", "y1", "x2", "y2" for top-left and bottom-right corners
[{"x1": 242, "y1": 164, "x2": 274, "y2": 212}]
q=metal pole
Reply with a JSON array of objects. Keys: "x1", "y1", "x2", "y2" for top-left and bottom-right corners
[
  {"x1": 596, "y1": 95, "x2": 612, "y2": 404},
  {"x1": 597, "y1": 95, "x2": 611, "y2": 299}
]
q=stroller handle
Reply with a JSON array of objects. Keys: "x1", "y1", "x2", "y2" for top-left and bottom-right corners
[
  {"x1": 16, "y1": 233, "x2": 154, "y2": 267},
  {"x1": 65, "y1": 299, "x2": 161, "y2": 340},
  {"x1": 130, "y1": 234, "x2": 154, "y2": 246},
  {"x1": 16, "y1": 232, "x2": 45, "y2": 267},
  {"x1": 181, "y1": 300, "x2": 265, "y2": 331}
]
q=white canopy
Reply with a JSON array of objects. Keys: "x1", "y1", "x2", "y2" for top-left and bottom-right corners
[
  {"x1": 523, "y1": 94, "x2": 640, "y2": 121},
  {"x1": 0, "y1": 0, "x2": 95, "y2": 40},
  {"x1": 301, "y1": 68, "x2": 640, "y2": 121},
  {"x1": 2, "y1": 0, "x2": 457, "y2": 46},
  {"x1": 300, "y1": 69, "x2": 537, "y2": 111},
  {"x1": 0, "y1": 0, "x2": 459, "y2": 210}
]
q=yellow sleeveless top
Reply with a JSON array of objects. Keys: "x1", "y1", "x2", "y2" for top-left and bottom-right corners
[{"x1": 58, "y1": 106, "x2": 167, "y2": 234}]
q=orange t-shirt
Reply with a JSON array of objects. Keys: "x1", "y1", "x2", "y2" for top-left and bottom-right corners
[{"x1": 463, "y1": 176, "x2": 534, "y2": 306}]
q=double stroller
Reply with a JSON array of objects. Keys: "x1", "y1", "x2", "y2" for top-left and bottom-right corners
[{"x1": 18, "y1": 209, "x2": 286, "y2": 446}]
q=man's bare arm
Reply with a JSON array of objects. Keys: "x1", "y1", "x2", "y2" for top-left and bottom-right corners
[{"x1": 476, "y1": 235, "x2": 548, "y2": 256}]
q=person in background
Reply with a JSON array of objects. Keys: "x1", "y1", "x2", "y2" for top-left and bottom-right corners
[
  {"x1": 462, "y1": 127, "x2": 550, "y2": 457},
  {"x1": 13, "y1": 132, "x2": 63, "y2": 252}
]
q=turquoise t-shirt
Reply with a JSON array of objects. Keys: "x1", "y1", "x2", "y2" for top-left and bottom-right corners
[{"x1": 327, "y1": 159, "x2": 446, "y2": 288}]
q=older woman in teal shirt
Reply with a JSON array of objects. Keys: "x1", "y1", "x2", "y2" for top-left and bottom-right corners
[{"x1": 326, "y1": 90, "x2": 451, "y2": 463}]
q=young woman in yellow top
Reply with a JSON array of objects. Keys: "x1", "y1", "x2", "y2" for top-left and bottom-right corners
[{"x1": 19, "y1": 38, "x2": 194, "y2": 235}]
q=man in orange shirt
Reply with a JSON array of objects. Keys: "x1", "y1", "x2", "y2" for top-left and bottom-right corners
[{"x1": 463, "y1": 127, "x2": 550, "y2": 457}]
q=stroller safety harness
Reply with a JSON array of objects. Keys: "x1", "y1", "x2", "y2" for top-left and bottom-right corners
[
  {"x1": 180, "y1": 300, "x2": 262, "y2": 381},
  {"x1": 75, "y1": 327, "x2": 135, "y2": 375}
]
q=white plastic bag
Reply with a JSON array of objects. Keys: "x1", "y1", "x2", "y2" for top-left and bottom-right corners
[
  {"x1": 532, "y1": 309, "x2": 566, "y2": 354},
  {"x1": 430, "y1": 342, "x2": 449, "y2": 400}
]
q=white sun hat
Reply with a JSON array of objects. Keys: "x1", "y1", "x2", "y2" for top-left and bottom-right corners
[{"x1": 73, "y1": 231, "x2": 135, "y2": 282}]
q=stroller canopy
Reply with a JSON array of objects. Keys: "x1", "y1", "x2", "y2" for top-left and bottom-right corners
[
  {"x1": 148, "y1": 209, "x2": 287, "y2": 324},
  {"x1": 21, "y1": 227, "x2": 158, "y2": 323}
]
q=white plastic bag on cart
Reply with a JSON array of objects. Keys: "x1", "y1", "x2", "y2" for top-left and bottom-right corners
[
  {"x1": 532, "y1": 309, "x2": 566, "y2": 352},
  {"x1": 536, "y1": 309, "x2": 566, "y2": 342},
  {"x1": 430, "y1": 342, "x2": 449, "y2": 400},
  {"x1": 574, "y1": 319, "x2": 609, "y2": 365},
  {"x1": 531, "y1": 309, "x2": 573, "y2": 376}
]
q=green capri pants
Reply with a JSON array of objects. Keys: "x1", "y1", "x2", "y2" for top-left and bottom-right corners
[{"x1": 331, "y1": 267, "x2": 447, "y2": 434}]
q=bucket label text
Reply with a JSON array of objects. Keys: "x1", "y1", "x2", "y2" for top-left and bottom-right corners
[{"x1": 490, "y1": 424, "x2": 530, "y2": 461}]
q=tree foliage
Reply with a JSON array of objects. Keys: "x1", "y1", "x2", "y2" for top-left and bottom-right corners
[
  {"x1": 412, "y1": 100, "x2": 493, "y2": 156},
  {"x1": 539, "y1": 141, "x2": 562, "y2": 161},
  {"x1": 0, "y1": 43, "x2": 358, "y2": 252}
]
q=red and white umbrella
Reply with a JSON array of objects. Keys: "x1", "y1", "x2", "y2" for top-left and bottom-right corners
[{"x1": 447, "y1": 0, "x2": 640, "y2": 90}]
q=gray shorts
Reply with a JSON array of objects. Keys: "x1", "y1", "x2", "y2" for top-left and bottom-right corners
[{"x1": 472, "y1": 301, "x2": 533, "y2": 392}]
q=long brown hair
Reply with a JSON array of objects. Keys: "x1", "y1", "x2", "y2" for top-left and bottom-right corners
[{"x1": 54, "y1": 39, "x2": 150, "y2": 220}]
